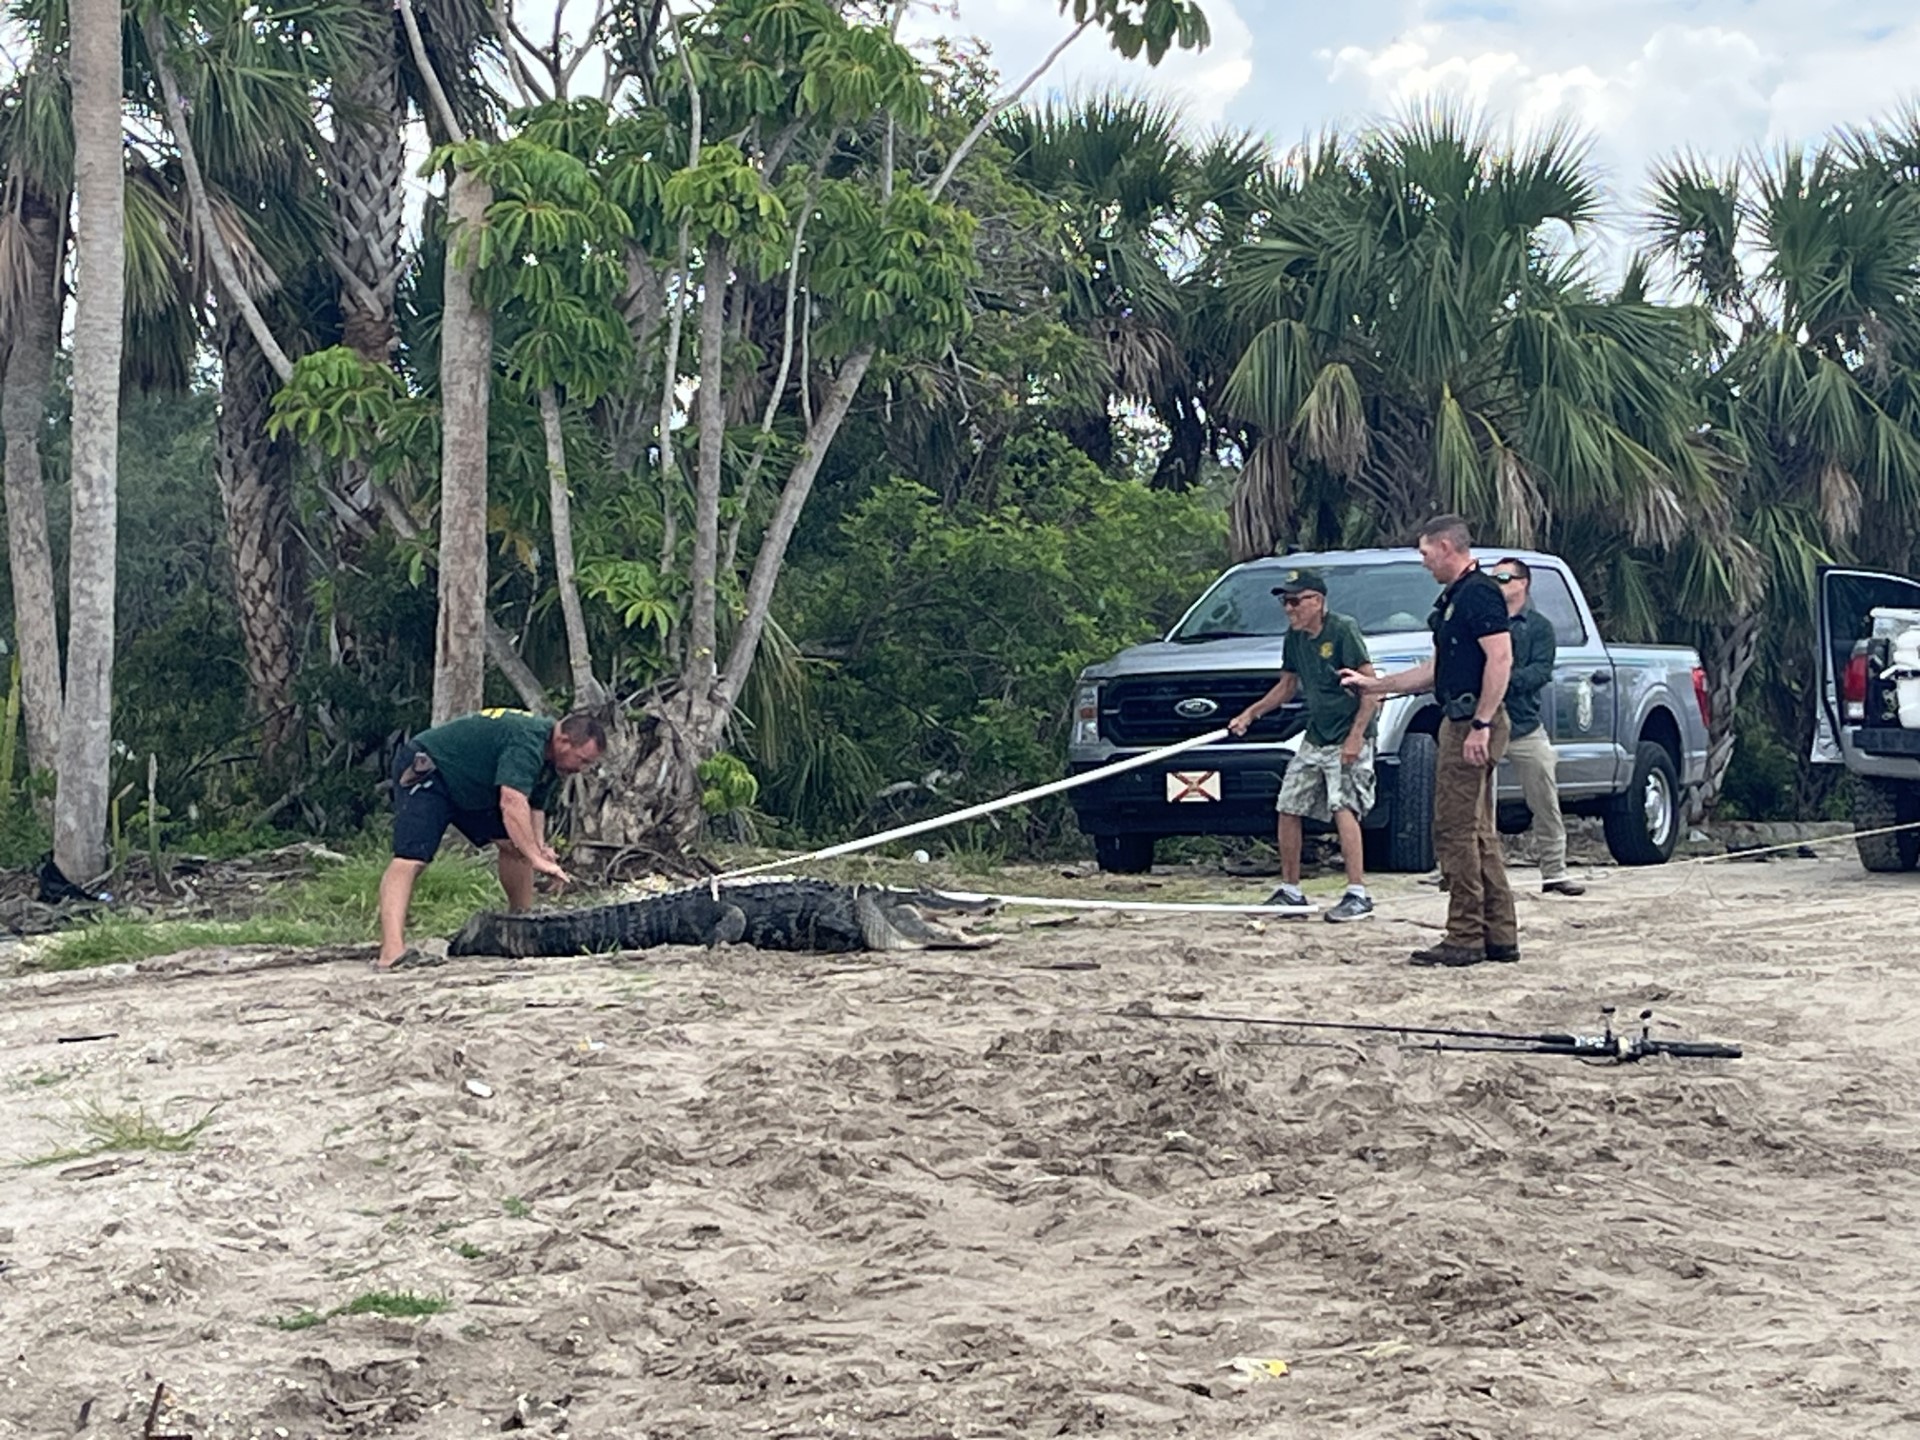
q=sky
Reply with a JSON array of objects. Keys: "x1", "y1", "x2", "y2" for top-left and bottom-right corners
[{"x1": 902, "y1": 0, "x2": 1920, "y2": 251}]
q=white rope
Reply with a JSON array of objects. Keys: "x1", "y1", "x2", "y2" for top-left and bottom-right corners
[
  {"x1": 1671, "y1": 817, "x2": 1920, "y2": 867},
  {"x1": 712, "y1": 725, "x2": 1920, "y2": 917},
  {"x1": 940, "y1": 891, "x2": 1316, "y2": 916},
  {"x1": 717, "y1": 727, "x2": 1233, "y2": 880}
]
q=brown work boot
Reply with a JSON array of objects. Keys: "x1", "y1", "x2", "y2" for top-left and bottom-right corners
[
  {"x1": 1541, "y1": 879, "x2": 1585, "y2": 896},
  {"x1": 1408, "y1": 941, "x2": 1488, "y2": 967}
]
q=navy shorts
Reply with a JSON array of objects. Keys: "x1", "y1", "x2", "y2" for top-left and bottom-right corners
[{"x1": 390, "y1": 741, "x2": 508, "y2": 862}]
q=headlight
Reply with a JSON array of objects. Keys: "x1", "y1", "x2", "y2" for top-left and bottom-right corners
[{"x1": 1071, "y1": 682, "x2": 1101, "y2": 746}]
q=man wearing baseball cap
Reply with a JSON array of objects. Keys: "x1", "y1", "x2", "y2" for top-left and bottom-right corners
[{"x1": 1228, "y1": 568, "x2": 1381, "y2": 922}]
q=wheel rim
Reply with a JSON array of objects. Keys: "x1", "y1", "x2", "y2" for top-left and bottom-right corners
[{"x1": 1643, "y1": 766, "x2": 1674, "y2": 848}]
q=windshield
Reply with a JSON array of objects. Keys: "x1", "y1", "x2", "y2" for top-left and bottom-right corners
[{"x1": 1170, "y1": 561, "x2": 1441, "y2": 642}]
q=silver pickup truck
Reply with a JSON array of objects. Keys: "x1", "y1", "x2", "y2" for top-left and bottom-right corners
[{"x1": 1067, "y1": 547, "x2": 1712, "y2": 873}]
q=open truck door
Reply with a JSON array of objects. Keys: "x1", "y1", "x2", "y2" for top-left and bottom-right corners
[{"x1": 1816, "y1": 565, "x2": 1920, "y2": 870}]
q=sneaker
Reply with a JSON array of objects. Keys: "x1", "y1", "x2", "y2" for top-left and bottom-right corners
[
  {"x1": 1325, "y1": 891, "x2": 1374, "y2": 923},
  {"x1": 1409, "y1": 941, "x2": 1489, "y2": 967},
  {"x1": 1261, "y1": 884, "x2": 1309, "y2": 910},
  {"x1": 1541, "y1": 879, "x2": 1586, "y2": 896}
]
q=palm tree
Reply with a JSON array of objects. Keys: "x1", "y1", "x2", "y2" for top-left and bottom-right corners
[
  {"x1": 1644, "y1": 134, "x2": 1920, "y2": 810},
  {"x1": 0, "y1": 50, "x2": 70, "y2": 781},
  {"x1": 53, "y1": 0, "x2": 125, "y2": 882},
  {"x1": 995, "y1": 96, "x2": 1270, "y2": 488},
  {"x1": 1219, "y1": 111, "x2": 1725, "y2": 563},
  {"x1": 138, "y1": 0, "x2": 345, "y2": 766}
]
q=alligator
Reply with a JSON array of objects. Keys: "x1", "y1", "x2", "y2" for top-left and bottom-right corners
[{"x1": 447, "y1": 877, "x2": 998, "y2": 958}]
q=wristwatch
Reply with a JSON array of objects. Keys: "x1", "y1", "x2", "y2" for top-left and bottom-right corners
[{"x1": 1469, "y1": 718, "x2": 1491, "y2": 731}]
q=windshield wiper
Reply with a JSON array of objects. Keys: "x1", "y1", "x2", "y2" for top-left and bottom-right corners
[{"x1": 1173, "y1": 629, "x2": 1271, "y2": 643}]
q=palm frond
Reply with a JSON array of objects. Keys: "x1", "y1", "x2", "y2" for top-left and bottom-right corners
[{"x1": 1292, "y1": 361, "x2": 1367, "y2": 477}]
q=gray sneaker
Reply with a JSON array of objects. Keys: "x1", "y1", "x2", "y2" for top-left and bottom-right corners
[
  {"x1": 1325, "y1": 891, "x2": 1375, "y2": 923},
  {"x1": 1262, "y1": 884, "x2": 1309, "y2": 911}
]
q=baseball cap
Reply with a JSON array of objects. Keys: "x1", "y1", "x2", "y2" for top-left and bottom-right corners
[{"x1": 1272, "y1": 567, "x2": 1328, "y2": 597}]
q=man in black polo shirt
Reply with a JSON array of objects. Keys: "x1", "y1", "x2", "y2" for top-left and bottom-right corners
[{"x1": 1341, "y1": 515, "x2": 1518, "y2": 966}]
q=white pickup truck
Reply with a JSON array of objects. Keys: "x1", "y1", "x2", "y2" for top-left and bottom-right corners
[{"x1": 1067, "y1": 547, "x2": 1713, "y2": 873}]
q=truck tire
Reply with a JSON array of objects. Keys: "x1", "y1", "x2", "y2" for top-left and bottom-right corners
[
  {"x1": 1604, "y1": 741, "x2": 1680, "y2": 866},
  {"x1": 1380, "y1": 731, "x2": 1436, "y2": 873},
  {"x1": 1851, "y1": 776, "x2": 1920, "y2": 872},
  {"x1": 1094, "y1": 833, "x2": 1155, "y2": 874}
]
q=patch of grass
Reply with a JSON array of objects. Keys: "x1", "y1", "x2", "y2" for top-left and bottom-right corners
[
  {"x1": 20, "y1": 1101, "x2": 216, "y2": 1166},
  {"x1": 501, "y1": 1195, "x2": 532, "y2": 1219},
  {"x1": 451, "y1": 1241, "x2": 486, "y2": 1260},
  {"x1": 334, "y1": 1289, "x2": 450, "y2": 1319},
  {"x1": 33, "y1": 917, "x2": 343, "y2": 971},
  {"x1": 269, "y1": 1289, "x2": 449, "y2": 1332},
  {"x1": 32, "y1": 843, "x2": 507, "y2": 971}
]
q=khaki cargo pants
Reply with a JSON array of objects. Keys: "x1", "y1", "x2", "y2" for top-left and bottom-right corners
[
  {"x1": 1504, "y1": 725, "x2": 1568, "y2": 884},
  {"x1": 1435, "y1": 713, "x2": 1518, "y2": 950}
]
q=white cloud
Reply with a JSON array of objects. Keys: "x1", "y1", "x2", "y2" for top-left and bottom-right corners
[
  {"x1": 1317, "y1": 4, "x2": 1920, "y2": 189},
  {"x1": 908, "y1": 0, "x2": 1920, "y2": 273},
  {"x1": 902, "y1": 0, "x2": 1256, "y2": 128}
]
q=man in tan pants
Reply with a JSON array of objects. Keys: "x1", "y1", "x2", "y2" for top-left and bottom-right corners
[
  {"x1": 1494, "y1": 557, "x2": 1584, "y2": 896},
  {"x1": 1342, "y1": 515, "x2": 1518, "y2": 966}
]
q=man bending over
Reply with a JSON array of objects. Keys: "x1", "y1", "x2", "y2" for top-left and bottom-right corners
[{"x1": 377, "y1": 708, "x2": 607, "y2": 969}]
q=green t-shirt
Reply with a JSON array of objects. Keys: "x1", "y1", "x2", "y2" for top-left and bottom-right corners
[
  {"x1": 414, "y1": 709, "x2": 558, "y2": 813},
  {"x1": 1282, "y1": 611, "x2": 1375, "y2": 747}
]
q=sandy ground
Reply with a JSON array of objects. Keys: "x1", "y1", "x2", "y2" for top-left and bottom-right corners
[{"x1": 1, "y1": 848, "x2": 1916, "y2": 1439}]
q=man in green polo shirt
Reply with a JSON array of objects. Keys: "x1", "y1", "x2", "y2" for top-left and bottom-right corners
[
  {"x1": 377, "y1": 708, "x2": 607, "y2": 970},
  {"x1": 1228, "y1": 569, "x2": 1381, "y2": 923}
]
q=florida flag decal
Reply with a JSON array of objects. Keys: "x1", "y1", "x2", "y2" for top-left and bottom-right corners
[{"x1": 1166, "y1": 770, "x2": 1222, "y2": 802}]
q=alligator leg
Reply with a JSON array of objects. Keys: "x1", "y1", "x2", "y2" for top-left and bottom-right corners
[{"x1": 708, "y1": 904, "x2": 747, "y2": 947}]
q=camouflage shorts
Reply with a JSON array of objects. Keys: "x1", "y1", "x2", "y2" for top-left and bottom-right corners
[{"x1": 1276, "y1": 738, "x2": 1376, "y2": 821}]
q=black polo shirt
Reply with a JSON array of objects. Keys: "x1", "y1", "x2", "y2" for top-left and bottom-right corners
[{"x1": 1430, "y1": 567, "x2": 1509, "y2": 707}]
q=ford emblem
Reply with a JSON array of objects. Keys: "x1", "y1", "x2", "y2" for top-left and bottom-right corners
[{"x1": 1174, "y1": 697, "x2": 1219, "y2": 719}]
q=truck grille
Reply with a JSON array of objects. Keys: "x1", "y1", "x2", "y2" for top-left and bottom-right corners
[{"x1": 1102, "y1": 673, "x2": 1295, "y2": 747}]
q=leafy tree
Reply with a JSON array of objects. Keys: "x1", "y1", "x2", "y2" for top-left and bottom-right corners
[
  {"x1": 1219, "y1": 111, "x2": 1724, "y2": 565},
  {"x1": 773, "y1": 432, "x2": 1225, "y2": 843},
  {"x1": 995, "y1": 94, "x2": 1269, "y2": 489},
  {"x1": 1644, "y1": 129, "x2": 1920, "y2": 809}
]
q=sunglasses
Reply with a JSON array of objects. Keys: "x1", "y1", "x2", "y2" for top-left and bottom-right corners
[
  {"x1": 1490, "y1": 571, "x2": 1521, "y2": 584},
  {"x1": 1280, "y1": 593, "x2": 1314, "y2": 606}
]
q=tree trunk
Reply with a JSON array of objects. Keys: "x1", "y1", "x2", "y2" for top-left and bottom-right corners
[
  {"x1": 578, "y1": 349, "x2": 875, "y2": 859},
  {"x1": 687, "y1": 238, "x2": 728, "y2": 697},
  {"x1": 326, "y1": 0, "x2": 408, "y2": 364},
  {"x1": 432, "y1": 167, "x2": 492, "y2": 725},
  {"x1": 321, "y1": 3, "x2": 410, "y2": 542},
  {"x1": 568, "y1": 696, "x2": 714, "y2": 863},
  {"x1": 216, "y1": 313, "x2": 303, "y2": 764},
  {"x1": 1150, "y1": 396, "x2": 1206, "y2": 491},
  {"x1": 55, "y1": 0, "x2": 124, "y2": 883},
  {"x1": 1064, "y1": 408, "x2": 1113, "y2": 469},
  {"x1": 371, "y1": 483, "x2": 549, "y2": 714},
  {"x1": 718, "y1": 346, "x2": 873, "y2": 709},
  {"x1": 538, "y1": 384, "x2": 604, "y2": 707},
  {"x1": 1694, "y1": 609, "x2": 1761, "y2": 820},
  {"x1": 0, "y1": 183, "x2": 66, "y2": 778}
]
